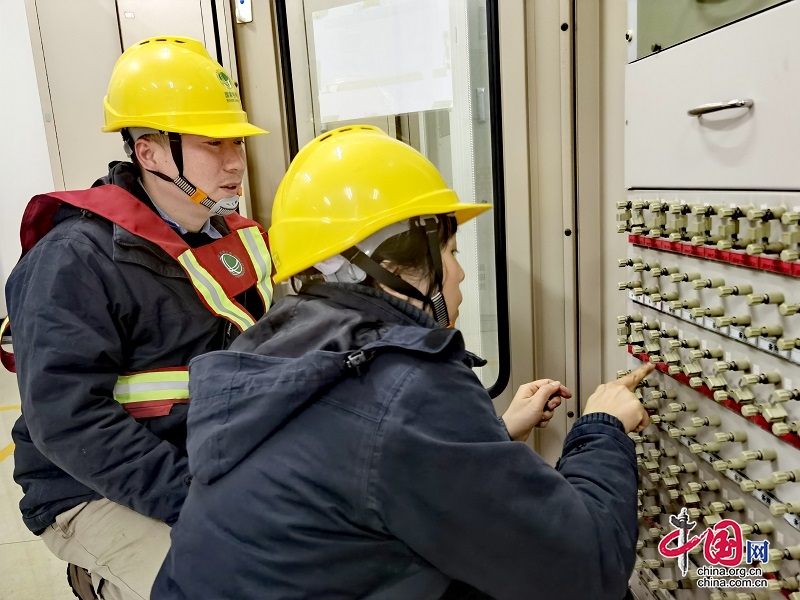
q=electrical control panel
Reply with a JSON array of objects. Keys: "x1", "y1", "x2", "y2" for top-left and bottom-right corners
[
  {"x1": 620, "y1": 190, "x2": 800, "y2": 599},
  {"x1": 622, "y1": 1, "x2": 800, "y2": 596}
]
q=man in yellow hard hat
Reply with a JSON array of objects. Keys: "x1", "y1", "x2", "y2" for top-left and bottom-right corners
[{"x1": 2, "y1": 37, "x2": 271, "y2": 600}]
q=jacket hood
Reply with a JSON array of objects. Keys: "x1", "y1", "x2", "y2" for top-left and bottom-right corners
[
  {"x1": 94, "y1": 160, "x2": 141, "y2": 190},
  {"x1": 187, "y1": 284, "x2": 479, "y2": 484}
]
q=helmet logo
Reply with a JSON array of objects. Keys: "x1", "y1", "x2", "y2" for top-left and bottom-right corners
[
  {"x1": 220, "y1": 252, "x2": 244, "y2": 277},
  {"x1": 216, "y1": 70, "x2": 233, "y2": 89}
]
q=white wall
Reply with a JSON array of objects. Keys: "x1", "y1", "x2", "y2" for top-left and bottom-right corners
[{"x1": 0, "y1": 0, "x2": 55, "y2": 316}]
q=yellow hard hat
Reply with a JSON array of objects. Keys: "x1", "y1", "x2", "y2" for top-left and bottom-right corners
[
  {"x1": 269, "y1": 125, "x2": 492, "y2": 283},
  {"x1": 103, "y1": 36, "x2": 268, "y2": 138}
]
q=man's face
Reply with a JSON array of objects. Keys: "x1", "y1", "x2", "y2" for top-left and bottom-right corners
[{"x1": 178, "y1": 134, "x2": 246, "y2": 202}]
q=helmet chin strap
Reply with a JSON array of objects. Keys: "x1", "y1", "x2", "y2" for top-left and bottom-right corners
[
  {"x1": 339, "y1": 216, "x2": 451, "y2": 328},
  {"x1": 420, "y1": 217, "x2": 451, "y2": 328},
  {"x1": 127, "y1": 129, "x2": 240, "y2": 216}
]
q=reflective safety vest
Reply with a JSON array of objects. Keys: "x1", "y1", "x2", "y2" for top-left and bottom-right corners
[{"x1": 1, "y1": 185, "x2": 273, "y2": 418}]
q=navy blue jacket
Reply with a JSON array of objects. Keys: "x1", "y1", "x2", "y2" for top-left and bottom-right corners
[
  {"x1": 154, "y1": 283, "x2": 639, "y2": 599},
  {"x1": 6, "y1": 162, "x2": 263, "y2": 533}
]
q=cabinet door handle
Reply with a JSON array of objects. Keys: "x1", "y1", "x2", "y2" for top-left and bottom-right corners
[{"x1": 687, "y1": 98, "x2": 753, "y2": 116}]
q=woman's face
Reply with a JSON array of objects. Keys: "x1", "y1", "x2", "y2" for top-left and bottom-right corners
[
  {"x1": 378, "y1": 230, "x2": 464, "y2": 325},
  {"x1": 440, "y1": 235, "x2": 465, "y2": 324}
]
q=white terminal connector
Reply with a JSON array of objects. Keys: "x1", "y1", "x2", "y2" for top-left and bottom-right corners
[
  {"x1": 687, "y1": 479, "x2": 720, "y2": 493},
  {"x1": 689, "y1": 347, "x2": 724, "y2": 360},
  {"x1": 718, "y1": 284, "x2": 753, "y2": 297},
  {"x1": 714, "y1": 359, "x2": 751, "y2": 373},
  {"x1": 772, "y1": 389, "x2": 800, "y2": 403},
  {"x1": 771, "y1": 501, "x2": 800, "y2": 517},
  {"x1": 782, "y1": 211, "x2": 800, "y2": 225},
  {"x1": 740, "y1": 370, "x2": 782, "y2": 386},
  {"x1": 649, "y1": 389, "x2": 677, "y2": 401},
  {"x1": 780, "y1": 303, "x2": 800, "y2": 316},
  {"x1": 668, "y1": 400, "x2": 698, "y2": 413},
  {"x1": 709, "y1": 498, "x2": 746, "y2": 513},
  {"x1": 743, "y1": 324, "x2": 784, "y2": 338},
  {"x1": 693, "y1": 277, "x2": 725, "y2": 290},
  {"x1": 746, "y1": 291, "x2": 785, "y2": 305},
  {"x1": 747, "y1": 206, "x2": 786, "y2": 221},
  {"x1": 769, "y1": 545, "x2": 800, "y2": 563},
  {"x1": 670, "y1": 271, "x2": 701, "y2": 283},
  {"x1": 667, "y1": 462, "x2": 697, "y2": 475},
  {"x1": 690, "y1": 415, "x2": 721, "y2": 428},
  {"x1": 713, "y1": 430, "x2": 748, "y2": 443},
  {"x1": 715, "y1": 315, "x2": 751, "y2": 327},
  {"x1": 778, "y1": 338, "x2": 800, "y2": 351}
]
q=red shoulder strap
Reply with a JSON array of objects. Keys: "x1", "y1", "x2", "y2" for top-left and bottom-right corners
[
  {"x1": 222, "y1": 210, "x2": 266, "y2": 234},
  {"x1": 23, "y1": 186, "x2": 266, "y2": 257},
  {"x1": 20, "y1": 195, "x2": 64, "y2": 259},
  {"x1": 24, "y1": 186, "x2": 191, "y2": 259}
]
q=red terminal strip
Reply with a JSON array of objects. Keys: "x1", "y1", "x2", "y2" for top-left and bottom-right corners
[
  {"x1": 629, "y1": 235, "x2": 798, "y2": 277},
  {"x1": 627, "y1": 346, "x2": 800, "y2": 452}
]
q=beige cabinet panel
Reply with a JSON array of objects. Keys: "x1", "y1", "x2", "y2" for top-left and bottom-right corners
[
  {"x1": 34, "y1": 0, "x2": 125, "y2": 190},
  {"x1": 116, "y1": 0, "x2": 205, "y2": 50},
  {"x1": 625, "y1": 0, "x2": 800, "y2": 190},
  {"x1": 30, "y1": 0, "x2": 236, "y2": 193}
]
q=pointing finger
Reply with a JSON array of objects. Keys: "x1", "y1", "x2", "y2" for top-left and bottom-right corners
[{"x1": 618, "y1": 363, "x2": 655, "y2": 392}]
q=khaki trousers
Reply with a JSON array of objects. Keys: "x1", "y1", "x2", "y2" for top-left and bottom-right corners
[{"x1": 40, "y1": 499, "x2": 171, "y2": 600}]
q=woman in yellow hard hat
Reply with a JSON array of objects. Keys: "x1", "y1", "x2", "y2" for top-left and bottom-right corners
[
  {"x1": 5, "y1": 36, "x2": 271, "y2": 600},
  {"x1": 153, "y1": 126, "x2": 651, "y2": 600}
]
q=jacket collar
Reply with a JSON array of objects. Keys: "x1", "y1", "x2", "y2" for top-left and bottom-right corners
[
  {"x1": 96, "y1": 162, "x2": 228, "y2": 277},
  {"x1": 303, "y1": 284, "x2": 486, "y2": 367},
  {"x1": 303, "y1": 282, "x2": 441, "y2": 329},
  {"x1": 230, "y1": 283, "x2": 486, "y2": 368}
]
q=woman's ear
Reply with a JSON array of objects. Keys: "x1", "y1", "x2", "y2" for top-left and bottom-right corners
[
  {"x1": 379, "y1": 259, "x2": 398, "y2": 274},
  {"x1": 380, "y1": 260, "x2": 431, "y2": 296}
]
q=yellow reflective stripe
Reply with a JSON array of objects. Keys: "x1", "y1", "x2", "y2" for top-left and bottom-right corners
[
  {"x1": 238, "y1": 227, "x2": 274, "y2": 307},
  {"x1": 113, "y1": 371, "x2": 189, "y2": 404},
  {"x1": 116, "y1": 371, "x2": 189, "y2": 386},
  {"x1": 115, "y1": 388, "x2": 189, "y2": 403},
  {"x1": 178, "y1": 250, "x2": 254, "y2": 331}
]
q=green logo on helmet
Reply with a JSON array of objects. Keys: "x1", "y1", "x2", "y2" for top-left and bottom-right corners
[
  {"x1": 220, "y1": 252, "x2": 244, "y2": 277},
  {"x1": 216, "y1": 70, "x2": 233, "y2": 89}
]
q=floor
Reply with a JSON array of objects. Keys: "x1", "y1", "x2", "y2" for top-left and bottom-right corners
[{"x1": 0, "y1": 367, "x2": 75, "y2": 600}]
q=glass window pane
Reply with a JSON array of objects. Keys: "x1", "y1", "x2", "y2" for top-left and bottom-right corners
[{"x1": 277, "y1": 0, "x2": 507, "y2": 393}]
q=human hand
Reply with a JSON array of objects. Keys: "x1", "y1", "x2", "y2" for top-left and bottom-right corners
[
  {"x1": 583, "y1": 363, "x2": 654, "y2": 433},
  {"x1": 501, "y1": 379, "x2": 572, "y2": 442}
]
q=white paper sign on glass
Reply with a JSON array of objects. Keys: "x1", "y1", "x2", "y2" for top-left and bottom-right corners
[{"x1": 311, "y1": 0, "x2": 453, "y2": 123}]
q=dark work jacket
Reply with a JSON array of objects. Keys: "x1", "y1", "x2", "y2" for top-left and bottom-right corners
[
  {"x1": 6, "y1": 162, "x2": 264, "y2": 533},
  {"x1": 153, "y1": 283, "x2": 639, "y2": 600}
]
